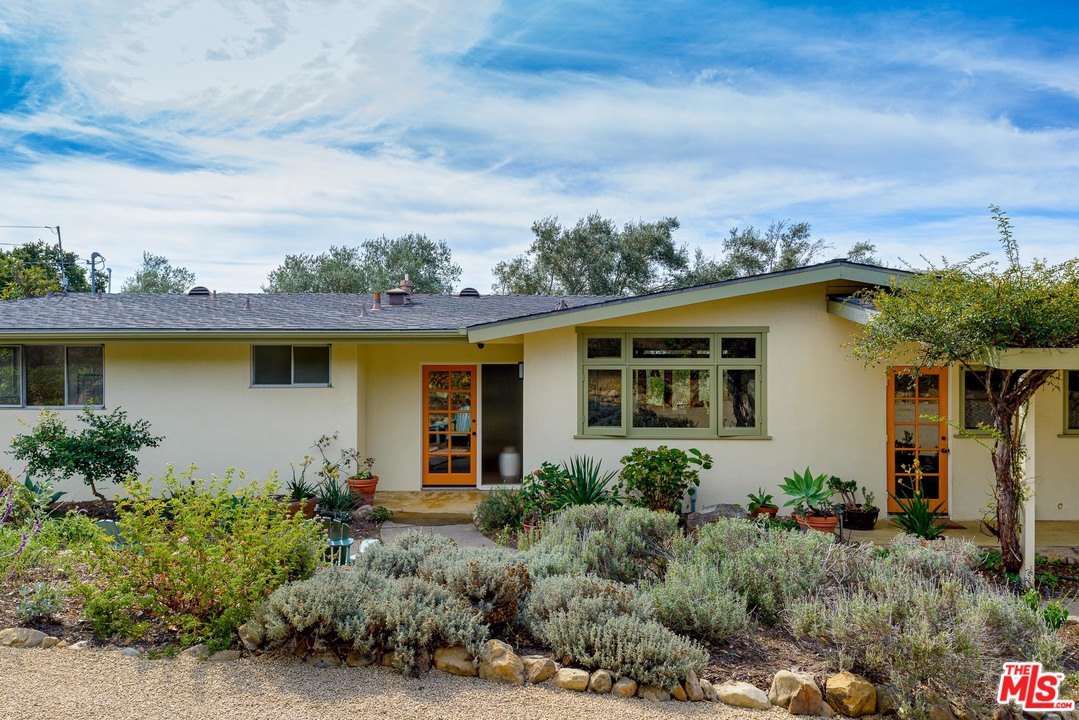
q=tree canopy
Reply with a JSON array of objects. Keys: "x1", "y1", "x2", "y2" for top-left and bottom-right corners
[
  {"x1": 263, "y1": 234, "x2": 462, "y2": 294},
  {"x1": 851, "y1": 207, "x2": 1079, "y2": 573},
  {"x1": 0, "y1": 241, "x2": 92, "y2": 299},
  {"x1": 120, "y1": 252, "x2": 197, "y2": 293}
]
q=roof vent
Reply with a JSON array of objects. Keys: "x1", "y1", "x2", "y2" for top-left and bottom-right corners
[
  {"x1": 554, "y1": 298, "x2": 569, "y2": 311},
  {"x1": 459, "y1": 287, "x2": 481, "y2": 298},
  {"x1": 386, "y1": 287, "x2": 408, "y2": 306},
  {"x1": 187, "y1": 286, "x2": 211, "y2": 297}
]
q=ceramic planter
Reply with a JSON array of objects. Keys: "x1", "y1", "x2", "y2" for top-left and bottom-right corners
[
  {"x1": 288, "y1": 496, "x2": 317, "y2": 520},
  {"x1": 793, "y1": 512, "x2": 840, "y2": 533},
  {"x1": 347, "y1": 475, "x2": 379, "y2": 506},
  {"x1": 840, "y1": 506, "x2": 879, "y2": 531},
  {"x1": 750, "y1": 506, "x2": 779, "y2": 519}
]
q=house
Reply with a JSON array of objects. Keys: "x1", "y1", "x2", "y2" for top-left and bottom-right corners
[{"x1": 0, "y1": 260, "x2": 1076, "y2": 532}]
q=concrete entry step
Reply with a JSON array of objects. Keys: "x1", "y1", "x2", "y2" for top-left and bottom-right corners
[{"x1": 372, "y1": 490, "x2": 485, "y2": 524}]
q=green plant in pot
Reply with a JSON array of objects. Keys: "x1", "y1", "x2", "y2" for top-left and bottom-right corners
[
  {"x1": 779, "y1": 467, "x2": 838, "y2": 533},
  {"x1": 313, "y1": 433, "x2": 378, "y2": 506},
  {"x1": 286, "y1": 456, "x2": 318, "y2": 520},
  {"x1": 618, "y1": 446, "x2": 713, "y2": 513},
  {"x1": 746, "y1": 487, "x2": 778, "y2": 518},
  {"x1": 827, "y1": 475, "x2": 880, "y2": 531}
]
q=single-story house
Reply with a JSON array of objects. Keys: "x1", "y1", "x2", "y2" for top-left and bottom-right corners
[{"x1": 0, "y1": 260, "x2": 1076, "y2": 529}]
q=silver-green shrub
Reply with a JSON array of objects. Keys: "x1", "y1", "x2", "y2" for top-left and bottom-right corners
[
  {"x1": 525, "y1": 505, "x2": 680, "y2": 584},
  {"x1": 417, "y1": 546, "x2": 531, "y2": 626},
  {"x1": 523, "y1": 574, "x2": 653, "y2": 629},
  {"x1": 788, "y1": 563, "x2": 1059, "y2": 716},
  {"x1": 650, "y1": 558, "x2": 751, "y2": 643},
  {"x1": 250, "y1": 566, "x2": 487, "y2": 675},
  {"x1": 356, "y1": 528, "x2": 457, "y2": 578},
  {"x1": 883, "y1": 534, "x2": 983, "y2": 587},
  {"x1": 694, "y1": 519, "x2": 871, "y2": 623}
]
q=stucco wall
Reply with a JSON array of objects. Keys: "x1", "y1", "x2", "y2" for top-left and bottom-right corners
[{"x1": 521, "y1": 284, "x2": 892, "y2": 513}]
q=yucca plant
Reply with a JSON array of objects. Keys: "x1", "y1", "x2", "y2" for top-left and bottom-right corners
[
  {"x1": 552, "y1": 456, "x2": 621, "y2": 510},
  {"x1": 889, "y1": 489, "x2": 946, "y2": 540}
]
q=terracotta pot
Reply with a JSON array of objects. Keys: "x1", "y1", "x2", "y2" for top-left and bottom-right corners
[
  {"x1": 793, "y1": 513, "x2": 839, "y2": 534},
  {"x1": 347, "y1": 475, "x2": 379, "y2": 506},
  {"x1": 750, "y1": 506, "x2": 779, "y2": 519},
  {"x1": 288, "y1": 497, "x2": 317, "y2": 520}
]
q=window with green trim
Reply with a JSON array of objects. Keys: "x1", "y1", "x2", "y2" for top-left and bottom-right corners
[
  {"x1": 579, "y1": 330, "x2": 765, "y2": 437},
  {"x1": 1066, "y1": 370, "x2": 1079, "y2": 433}
]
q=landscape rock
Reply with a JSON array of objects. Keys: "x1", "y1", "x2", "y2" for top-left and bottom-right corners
[
  {"x1": 588, "y1": 669, "x2": 612, "y2": 694},
  {"x1": 477, "y1": 640, "x2": 524, "y2": 686},
  {"x1": 39, "y1": 636, "x2": 60, "y2": 650},
  {"x1": 612, "y1": 677, "x2": 638, "y2": 698},
  {"x1": 788, "y1": 682, "x2": 824, "y2": 716},
  {"x1": 521, "y1": 656, "x2": 557, "y2": 684},
  {"x1": 346, "y1": 649, "x2": 374, "y2": 667},
  {"x1": 68, "y1": 640, "x2": 91, "y2": 651},
  {"x1": 875, "y1": 684, "x2": 899, "y2": 715},
  {"x1": 637, "y1": 685, "x2": 671, "y2": 702},
  {"x1": 769, "y1": 670, "x2": 820, "y2": 711},
  {"x1": 207, "y1": 650, "x2": 241, "y2": 662},
  {"x1": 54, "y1": 640, "x2": 69, "y2": 649},
  {"x1": 822, "y1": 702, "x2": 835, "y2": 718},
  {"x1": 119, "y1": 648, "x2": 141, "y2": 657},
  {"x1": 700, "y1": 678, "x2": 719, "y2": 703},
  {"x1": 685, "y1": 504, "x2": 746, "y2": 530},
  {"x1": 926, "y1": 703, "x2": 955, "y2": 720},
  {"x1": 684, "y1": 669, "x2": 704, "y2": 702},
  {"x1": 0, "y1": 628, "x2": 47, "y2": 648},
  {"x1": 716, "y1": 681, "x2": 771, "y2": 710},
  {"x1": 180, "y1": 644, "x2": 209, "y2": 660},
  {"x1": 237, "y1": 622, "x2": 261, "y2": 651},
  {"x1": 551, "y1": 668, "x2": 589, "y2": 692},
  {"x1": 434, "y1": 646, "x2": 477, "y2": 677},
  {"x1": 304, "y1": 649, "x2": 341, "y2": 668},
  {"x1": 826, "y1": 672, "x2": 876, "y2": 718},
  {"x1": 672, "y1": 683, "x2": 688, "y2": 701}
]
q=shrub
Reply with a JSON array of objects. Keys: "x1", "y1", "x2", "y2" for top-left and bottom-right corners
[
  {"x1": 788, "y1": 564, "x2": 1058, "y2": 716},
  {"x1": 417, "y1": 546, "x2": 531, "y2": 626},
  {"x1": 356, "y1": 528, "x2": 457, "y2": 578},
  {"x1": 522, "y1": 574, "x2": 653, "y2": 630},
  {"x1": 16, "y1": 582, "x2": 64, "y2": 623},
  {"x1": 883, "y1": 534, "x2": 983, "y2": 587},
  {"x1": 525, "y1": 505, "x2": 680, "y2": 584},
  {"x1": 81, "y1": 466, "x2": 322, "y2": 649},
  {"x1": 0, "y1": 469, "x2": 34, "y2": 524},
  {"x1": 250, "y1": 567, "x2": 487, "y2": 675},
  {"x1": 694, "y1": 519, "x2": 870, "y2": 623},
  {"x1": 618, "y1": 446, "x2": 712, "y2": 513},
  {"x1": 552, "y1": 456, "x2": 621, "y2": 509},
  {"x1": 650, "y1": 558, "x2": 752, "y2": 643},
  {"x1": 473, "y1": 488, "x2": 525, "y2": 533}
]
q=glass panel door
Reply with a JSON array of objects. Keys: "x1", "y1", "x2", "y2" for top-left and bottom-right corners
[
  {"x1": 887, "y1": 367, "x2": 949, "y2": 513},
  {"x1": 423, "y1": 366, "x2": 476, "y2": 487}
]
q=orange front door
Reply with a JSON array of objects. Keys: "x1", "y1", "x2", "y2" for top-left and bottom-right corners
[
  {"x1": 422, "y1": 366, "x2": 476, "y2": 487},
  {"x1": 886, "y1": 367, "x2": 949, "y2": 513}
]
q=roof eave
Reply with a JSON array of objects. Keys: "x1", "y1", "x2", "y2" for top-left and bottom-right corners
[{"x1": 0, "y1": 329, "x2": 469, "y2": 344}]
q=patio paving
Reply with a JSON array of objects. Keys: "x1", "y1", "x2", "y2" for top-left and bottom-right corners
[
  {"x1": 380, "y1": 520, "x2": 495, "y2": 549},
  {"x1": 372, "y1": 490, "x2": 483, "y2": 524}
]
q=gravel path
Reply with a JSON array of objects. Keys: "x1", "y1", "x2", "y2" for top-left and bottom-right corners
[{"x1": 0, "y1": 647, "x2": 789, "y2": 720}]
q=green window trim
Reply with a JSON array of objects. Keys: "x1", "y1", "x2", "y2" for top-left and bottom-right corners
[{"x1": 578, "y1": 328, "x2": 767, "y2": 438}]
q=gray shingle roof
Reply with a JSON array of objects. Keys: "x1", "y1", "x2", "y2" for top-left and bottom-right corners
[{"x1": 0, "y1": 292, "x2": 619, "y2": 334}]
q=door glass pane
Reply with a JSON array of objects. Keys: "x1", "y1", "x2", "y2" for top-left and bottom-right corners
[
  {"x1": 894, "y1": 427, "x2": 915, "y2": 448},
  {"x1": 428, "y1": 455, "x2": 449, "y2": 474},
  {"x1": 720, "y1": 337, "x2": 756, "y2": 359},
  {"x1": 587, "y1": 369, "x2": 622, "y2": 428},
  {"x1": 428, "y1": 392, "x2": 448, "y2": 411},
  {"x1": 0, "y1": 347, "x2": 21, "y2": 405},
  {"x1": 917, "y1": 425, "x2": 939, "y2": 449},
  {"x1": 631, "y1": 369, "x2": 711, "y2": 429},
  {"x1": 918, "y1": 451, "x2": 939, "y2": 474},
  {"x1": 894, "y1": 450, "x2": 916, "y2": 472},
  {"x1": 252, "y1": 346, "x2": 291, "y2": 385},
  {"x1": 450, "y1": 392, "x2": 471, "y2": 412},
  {"x1": 894, "y1": 475, "x2": 916, "y2": 499},
  {"x1": 894, "y1": 374, "x2": 916, "y2": 397},
  {"x1": 450, "y1": 371, "x2": 471, "y2": 390},
  {"x1": 722, "y1": 369, "x2": 756, "y2": 428},
  {"x1": 1069, "y1": 371, "x2": 1079, "y2": 430},
  {"x1": 25, "y1": 345, "x2": 64, "y2": 406},
  {"x1": 918, "y1": 401, "x2": 938, "y2": 420},
  {"x1": 893, "y1": 400, "x2": 916, "y2": 423},
  {"x1": 67, "y1": 347, "x2": 103, "y2": 406},
  {"x1": 450, "y1": 455, "x2": 471, "y2": 473},
  {"x1": 587, "y1": 337, "x2": 622, "y2": 359},
  {"x1": 917, "y1": 374, "x2": 939, "y2": 398},
  {"x1": 428, "y1": 371, "x2": 449, "y2": 390},
  {"x1": 293, "y1": 346, "x2": 330, "y2": 384},
  {"x1": 632, "y1": 337, "x2": 710, "y2": 359},
  {"x1": 919, "y1": 476, "x2": 940, "y2": 499},
  {"x1": 427, "y1": 432, "x2": 447, "y2": 450}
]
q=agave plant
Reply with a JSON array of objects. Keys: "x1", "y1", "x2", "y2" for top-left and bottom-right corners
[
  {"x1": 889, "y1": 489, "x2": 946, "y2": 540},
  {"x1": 779, "y1": 467, "x2": 834, "y2": 516},
  {"x1": 315, "y1": 475, "x2": 357, "y2": 522},
  {"x1": 551, "y1": 456, "x2": 621, "y2": 510}
]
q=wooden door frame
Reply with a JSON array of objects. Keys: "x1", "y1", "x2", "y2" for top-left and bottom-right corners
[
  {"x1": 886, "y1": 366, "x2": 950, "y2": 513},
  {"x1": 421, "y1": 365, "x2": 478, "y2": 488}
]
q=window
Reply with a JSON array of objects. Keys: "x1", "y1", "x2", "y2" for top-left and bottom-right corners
[
  {"x1": 252, "y1": 345, "x2": 330, "y2": 386},
  {"x1": 1066, "y1": 370, "x2": 1079, "y2": 434},
  {"x1": 961, "y1": 368, "x2": 1012, "y2": 434},
  {"x1": 0, "y1": 345, "x2": 103, "y2": 407},
  {"x1": 579, "y1": 329, "x2": 765, "y2": 437}
]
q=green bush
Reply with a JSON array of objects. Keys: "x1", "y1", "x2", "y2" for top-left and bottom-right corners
[
  {"x1": 618, "y1": 446, "x2": 712, "y2": 513},
  {"x1": 883, "y1": 534, "x2": 983, "y2": 587},
  {"x1": 523, "y1": 574, "x2": 653, "y2": 629},
  {"x1": 788, "y1": 565, "x2": 1059, "y2": 716},
  {"x1": 473, "y1": 488, "x2": 525, "y2": 533},
  {"x1": 249, "y1": 566, "x2": 487, "y2": 675},
  {"x1": 650, "y1": 557, "x2": 752, "y2": 643},
  {"x1": 16, "y1": 582, "x2": 64, "y2": 623},
  {"x1": 0, "y1": 469, "x2": 34, "y2": 524},
  {"x1": 417, "y1": 546, "x2": 531, "y2": 627},
  {"x1": 81, "y1": 466, "x2": 322, "y2": 649},
  {"x1": 525, "y1": 505, "x2": 680, "y2": 584},
  {"x1": 356, "y1": 528, "x2": 457, "y2": 578},
  {"x1": 694, "y1": 519, "x2": 870, "y2": 623},
  {"x1": 0, "y1": 511, "x2": 104, "y2": 578}
]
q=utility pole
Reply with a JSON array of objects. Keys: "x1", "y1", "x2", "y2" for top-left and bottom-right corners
[{"x1": 53, "y1": 225, "x2": 68, "y2": 291}]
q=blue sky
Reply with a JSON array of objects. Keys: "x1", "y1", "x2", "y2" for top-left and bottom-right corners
[{"x1": 2, "y1": 1, "x2": 1078, "y2": 292}]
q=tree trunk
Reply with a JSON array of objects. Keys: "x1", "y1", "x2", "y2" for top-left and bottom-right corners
[
  {"x1": 88, "y1": 480, "x2": 112, "y2": 519},
  {"x1": 992, "y1": 408, "x2": 1022, "y2": 574}
]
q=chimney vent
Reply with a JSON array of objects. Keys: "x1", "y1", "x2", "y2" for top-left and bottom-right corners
[
  {"x1": 399, "y1": 276, "x2": 416, "y2": 294},
  {"x1": 372, "y1": 292, "x2": 382, "y2": 310},
  {"x1": 386, "y1": 287, "x2": 408, "y2": 306}
]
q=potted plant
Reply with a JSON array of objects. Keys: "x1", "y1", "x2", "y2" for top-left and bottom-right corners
[
  {"x1": 617, "y1": 446, "x2": 714, "y2": 513},
  {"x1": 827, "y1": 476, "x2": 880, "y2": 531},
  {"x1": 746, "y1": 487, "x2": 778, "y2": 519},
  {"x1": 780, "y1": 467, "x2": 839, "y2": 533},
  {"x1": 286, "y1": 458, "x2": 318, "y2": 519},
  {"x1": 314, "y1": 433, "x2": 378, "y2": 505}
]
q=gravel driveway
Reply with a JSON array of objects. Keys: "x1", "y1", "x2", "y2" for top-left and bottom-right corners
[{"x1": 0, "y1": 647, "x2": 788, "y2": 720}]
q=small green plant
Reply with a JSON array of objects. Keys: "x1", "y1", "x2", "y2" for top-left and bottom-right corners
[
  {"x1": 552, "y1": 456, "x2": 621, "y2": 509},
  {"x1": 312, "y1": 433, "x2": 373, "y2": 480},
  {"x1": 474, "y1": 488, "x2": 525, "y2": 533},
  {"x1": 520, "y1": 462, "x2": 570, "y2": 522},
  {"x1": 1022, "y1": 588, "x2": 1070, "y2": 632},
  {"x1": 779, "y1": 467, "x2": 835, "y2": 516},
  {"x1": 370, "y1": 506, "x2": 393, "y2": 523},
  {"x1": 20, "y1": 475, "x2": 65, "y2": 519},
  {"x1": 746, "y1": 487, "x2": 776, "y2": 513},
  {"x1": 315, "y1": 475, "x2": 358, "y2": 521},
  {"x1": 16, "y1": 582, "x2": 64, "y2": 623},
  {"x1": 286, "y1": 456, "x2": 318, "y2": 500},
  {"x1": 618, "y1": 446, "x2": 713, "y2": 513},
  {"x1": 889, "y1": 490, "x2": 946, "y2": 540}
]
